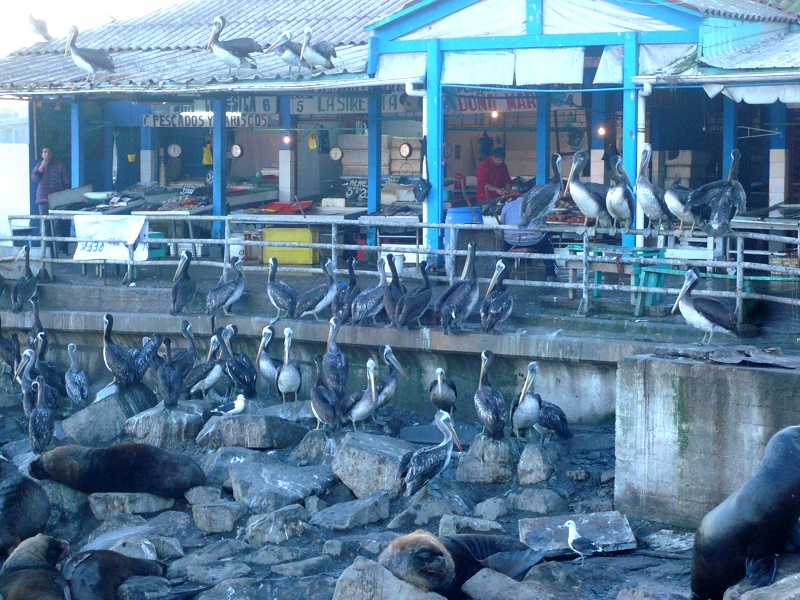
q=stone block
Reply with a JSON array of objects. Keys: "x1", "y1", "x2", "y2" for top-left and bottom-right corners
[
  {"x1": 61, "y1": 391, "x2": 128, "y2": 446},
  {"x1": 201, "y1": 447, "x2": 266, "y2": 487},
  {"x1": 462, "y1": 568, "x2": 560, "y2": 600},
  {"x1": 518, "y1": 444, "x2": 555, "y2": 485},
  {"x1": 195, "y1": 578, "x2": 263, "y2": 600},
  {"x1": 456, "y1": 435, "x2": 519, "y2": 484},
  {"x1": 196, "y1": 414, "x2": 307, "y2": 450},
  {"x1": 192, "y1": 501, "x2": 248, "y2": 534},
  {"x1": 519, "y1": 510, "x2": 637, "y2": 558},
  {"x1": 289, "y1": 429, "x2": 336, "y2": 465},
  {"x1": 474, "y1": 497, "x2": 508, "y2": 521},
  {"x1": 507, "y1": 488, "x2": 566, "y2": 515},
  {"x1": 108, "y1": 536, "x2": 158, "y2": 560},
  {"x1": 184, "y1": 486, "x2": 222, "y2": 505},
  {"x1": 244, "y1": 545, "x2": 305, "y2": 566},
  {"x1": 332, "y1": 557, "x2": 447, "y2": 600},
  {"x1": 125, "y1": 404, "x2": 203, "y2": 448},
  {"x1": 309, "y1": 491, "x2": 389, "y2": 531},
  {"x1": 271, "y1": 555, "x2": 335, "y2": 577},
  {"x1": 304, "y1": 495, "x2": 327, "y2": 516},
  {"x1": 244, "y1": 504, "x2": 310, "y2": 547},
  {"x1": 167, "y1": 539, "x2": 252, "y2": 579},
  {"x1": 331, "y1": 431, "x2": 416, "y2": 498},
  {"x1": 229, "y1": 462, "x2": 338, "y2": 513},
  {"x1": 185, "y1": 561, "x2": 252, "y2": 586},
  {"x1": 438, "y1": 514, "x2": 504, "y2": 537},
  {"x1": 387, "y1": 487, "x2": 470, "y2": 529},
  {"x1": 258, "y1": 400, "x2": 315, "y2": 422},
  {"x1": 89, "y1": 492, "x2": 174, "y2": 519}
]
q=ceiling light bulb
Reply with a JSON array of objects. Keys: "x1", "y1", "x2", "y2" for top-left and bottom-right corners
[
  {"x1": 597, "y1": 126, "x2": 606, "y2": 136},
  {"x1": 282, "y1": 134, "x2": 292, "y2": 145},
  {"x1": 491, "y1": 110, "x2": 499, "y2": 119}
]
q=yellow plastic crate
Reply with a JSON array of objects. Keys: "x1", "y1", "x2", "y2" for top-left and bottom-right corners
[{"x1": 261, "y1": 227, "x2": 318, "y2": 265}]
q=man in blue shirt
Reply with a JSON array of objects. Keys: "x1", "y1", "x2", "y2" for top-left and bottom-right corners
[{"x1": 500, "y1": 195, "x2": 557, "y2": 281}]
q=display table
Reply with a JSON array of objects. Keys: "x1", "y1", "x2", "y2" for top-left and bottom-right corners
[
  {"x1": 358, "y1": 215, "x2": 422, "y2": 268},
  {"x1": 132, "y1": 205, "x2": 213, "y2": 258}
]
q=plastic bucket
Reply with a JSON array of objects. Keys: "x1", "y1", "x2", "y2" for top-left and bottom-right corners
[
  {"x1": 444, "y1": 206, "x2": 483, "y2": 251},
  {"x1": 229, "y1": 232, "x2": 245, "y2": 261}
]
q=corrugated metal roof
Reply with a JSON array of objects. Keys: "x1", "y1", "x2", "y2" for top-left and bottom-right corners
[
  {"x1": 700, "y1": 30, "x2": 800, "y2": 68},
  {"x1": 674, "y1": 0, "x2": 799, "y2": 22}
]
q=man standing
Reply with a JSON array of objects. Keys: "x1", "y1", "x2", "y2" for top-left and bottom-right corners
[
  {"x1": 30, "y1": 146, "x2": 69, "y2": 255},
  {"x1": 476, "y1": 147, "x2": 512, "y2": 202}
]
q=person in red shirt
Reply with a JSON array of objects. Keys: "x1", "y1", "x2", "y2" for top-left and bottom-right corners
[
  {"x1": 31, "y1": 146, "x2": 70, "y2": 256},
  {"x1": 475, "y1": 147, "x2": 512, "y2": 202}
]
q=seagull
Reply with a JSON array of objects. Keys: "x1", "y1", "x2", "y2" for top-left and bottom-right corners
[
  {"x1": 561, "y1": 520, "x2": 601, "y2": 565},
  {"x1": 210, "y1": 393, "x2": 246, "y2": 417}
]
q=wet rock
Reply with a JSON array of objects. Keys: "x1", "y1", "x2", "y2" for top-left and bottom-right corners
[
  {"x1": 438, "y1": 514, "x2": 505, "y2": 537},
  {"x1": 185, "y1": 486, "x2": 222, "y2": 505},
  {"x1": 201, "y1": 446, "x2": 267, "y2": 487},
  {"x1": 38, "y1": 479, "x2": 90, "y2": 543},
  {"x1": 152, "y1": 537, "x2": 184, "y2": 560},
  {"x1": 259, "y1": 400, "x2": 315, "y2": 422},
  {"x1": 642, "y1": 530, "x2": 694, "y2": 554},
  {"x1": 456, "y1": 435, "x2": 520, "y2": 484},
  {"x1": 310, "y1": 490, "x2": 390, "y2": 531},
  {"x1": 323, "y1": 531, "x2": 398, "y2": 559},
  {"x1": 196, "y1": 578, "x2": 263, "y2": 600},
  {"x1": 723, "y1": 554, "x2": 800, "y2": 599},
  {"x1": 601, "y1": 469, "x2": 616, "y2": 484},
  {"x1": 566, "y1": 468, "x2": 591, "y2": 483},
  {"x1": 507, "y1": 488, "x2": 567, "y2": 515},
  {"x1": 167, "y1": 539, "x2": 252, "y2": 579},
  {"x1": 517, "y1": 444, "x2": 555, "y2": 485},
  {"x1": 185, "y1": 561, "x2": 252, "y2": 586},
  {"x1": 474, "y1": 497, "x2": 508, "y2": 521},
  {"x1": 244, "y1": 503, "x2": 310, "y2": 546},
  {"x1": 332, "y1": 556, "x2": 447, "y2": 600},
  {"x1": 108, "y1": 535, "x2": 158, "y2": 560},
  {"x1": 519, "y1": 511, "x2": 637, "y2": 558},
  {"x1": 290, "y1": 429, "x2": 338, "y2": 465},
  {"x1": 116, "y1": 576, "x2": 170, "y2": 600},
  {"x1": 332, "y1": 431, "x2": 417, "y2": 498},
  {"x1": 462, "y1": 568, "x2": 559, "y2": 600},
  {"x1": 61, "y1": 389, "x2": 128, "y2": 446},
  {"x1": 244, "y1": 545, "x2": 306, "y2": 566},
  {"x1": 83, "y1": 513, "x2": 150, "y2": 549},
  {"x1": 89, "y1": 492, "x2": 175, "y2": 519},
  {"x1": 125, "y1": 403, "x2": 203, "y2": 448},
  {"x1": 229, "y1": 461, "x2": 338, "y2": 512},
  {"x1": 146, "y1": 511, "x2": 205, "y2": 548},
  {"x1": 192, "y1": 500, "x2": 248, "y2": 534},
  {"x1": 618, "y1": 586, "x2": 690, "y2": 600},
  {"x1": 575, "y1": 497, "x2": 615, "y2": 513},
  {"x1": 196, "y1": 414, "x2": 308, "y2": 449},
  {"x1": 271, "y1": 555, "x2": 335, "y2": 577},
  {"x1": 304, "y1": 495, "x2": 327, "y2": 516},
  {"x1": 388, "y1": 486, "x2": 471, "y2": 529}
]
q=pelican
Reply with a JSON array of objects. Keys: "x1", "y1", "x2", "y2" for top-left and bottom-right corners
[
  {"x1": 276, "y1": 327, "x2": 301, "y2": 403},
  {"x1": 398, "y1": 409, "x2": 463, "y2": 497},
  {"x1": 206, "y1": 16, "x2": 261, "y2": 78},
  {"x1": 132, "y1": 333, "x2": 163, "y2": 383},
  {"x1": 11, "y1": 245, "x2": 37, "y2": 314},
  {"x1": 340, "y1": 358, "x2": 378, "y2": 430},
  {"x1": 265, "y1": 30, "x2": 311, "y2": 75},
  {"x1": 322, "y1": 317, "x2": 348, "y2": 396},
  {"x1": 332, "y1": 256, "x2": 360, "y2": 325},
  {"x1": 664, "y1": 174, "x2": 701, "y2": 234},
  {"x1": 16, "y1": 350, "x2": 46, "y2": 419},
  {"x1": 474, "y1": 350, "x2": 506, "y2": 439},
  {"x1": 394, "y1": 261, "x2": 432, "y2": 330},
  {"x1": 156, "y1": 337, "x2": 182, "y2": 409},
  {"x1": 206, "y1": 256, "x2": 246, "y2": 317},
  {"x1": 65, "y1": 343, "x2": 88, "y2": 412},
  {"x1": 221, "y1": 324, "x2": 257, "y2": 398},
  {"x1": 29, "y1": 13, "x2": 52, "y2": 41},
  {"x1": 605, "y1": 155, "x2": 634, "y2": 233},
  {"x1": 171, "y1": 250, "x2": 196, "y2": 315},
  {"x1": 102, "y1": 313, "x2": 136, "y2": 387},
  {"x1": 565, "y1": 150, "x2": 612, "y2": 231},
  {"x1": 256, "y1": 324, "x2": 281, "y2": 397},
  {"x1": 685, "y1": 149, "x2": 746, "y2": 237},
  {"x1": 375, "y1": 345, "x2": 408, "y2": 413},
  {"x1": 429, "y1": 367, "x2": 457, "y2": 414},
  {"x1": 0, "y1": 317, "x2": 20, "y2": 376},
  {"x1": 437, "y1": 243, "x2": 479, "y2": 335},
  {"x1": 561, "y1": 520, "x2": 601, "y2": 565},
  {"x1": 299, "y1": 25, "x2": 337, "y2": 70},
  {"x1": 671, "y1": 267, "x2": 739, "y2": 345},
  {"x1": 511, "y1": 361, "x2": 570, "y2": 445},
  {"x1": 480, "y1": 260, "x2": 513, "y2": 333},
  {"x1": 33, "y1": 332, "x2": 66, "y2": 397},
  {"x1": 635, "y1": 143, "x2": 673, "y2": 233},
  {"x1": 519, "y1": 153, "x2": 563, "y2": 228},
  {"x1": 267, "y1": 257, "x2": 298, "y2": 319},
  {"x1": 65, "y1": 26, "x2": 115, "y2": 83},
  {"x1": 311, "y1": 355, "x2": 339, "y2": 431},
  {"x1": 294, "y1": 257, "x2": 337, "y2": 320},
  {"x1": 27, "y1": 294, "x2": 45, "y2": 354},
  {"x1": 351, "y1": 258, "x2": 388, "y2": 326},
  {"x1": 383, "y1": 254, "x2": 407, "y2": 326},
  {"x1": 29, "y1": 377, "x2": 54, "y2": 455},
  {"x1": 171, "y1": 320, "x2": 198, "y2": 379},
  {"x1": 182, "y1": 335, "x2": 224, "y2": 399}
]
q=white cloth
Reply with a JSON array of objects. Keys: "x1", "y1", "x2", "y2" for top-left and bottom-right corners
[{"x1": 72, "y1": 215, "x2": 149, "y2": 262}]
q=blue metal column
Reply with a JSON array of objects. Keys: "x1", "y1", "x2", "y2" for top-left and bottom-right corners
[
  {"x1": 722, "y1": 96, "x2": 737, "y2": 176},
  {"x1": 278, "y1": 96, "x2": 297, "y2": 203},
  {"x1": 769, "y1": 102, "x2": 787, "y2": 224},
  {"x1": 367, "y1": 94, "x2": 382, "y2": 246},
  {"x1": 425, "y1": 38, "x2": 443, "y2": 259},
  {"x1": 621, "y1": 33, "x2": 638, "y2": 247},
  {"x1": 211, "y1": 96, "x2": 227, "y2": 238},
  {"x1": 536, "y1": 95, "x2": 550, "y2": 184},
  {"x1": 140, "y1": 123, "x2": 157, "y2": 184},
  {"x1": 71, "y1": 99, "x2": 85, "y2": 186}
]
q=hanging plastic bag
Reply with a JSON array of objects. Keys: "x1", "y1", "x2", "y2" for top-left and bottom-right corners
[
  {"x1": 202, "y1": 144, "x2": 213, "y2": 165},
  {"x1": 308, "y1": 130, "x2": 318, "y2": 150}
]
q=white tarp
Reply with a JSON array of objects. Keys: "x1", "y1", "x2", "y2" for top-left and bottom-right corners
[
  {"x1": 72, "y1": 215, "x2": 149, "y2": 262},
  {"x1": 639, "y1": 44, "x2": 696, "y2": 75},
  {"x1": 515, "y1": 47, "x2": 585, "y2": 85},
  {"x1": 593, "y1": 45, "x2": 623, "y2": 84},
  {"x1": 375, "y1": 52, "x2": 427, "y2": 81},
  {"x1": 703, "y1": 83, "x2": 800, "y2": 104},
  {"x1": 441, "y1": 51, "x2": 515, "y2": 85}
]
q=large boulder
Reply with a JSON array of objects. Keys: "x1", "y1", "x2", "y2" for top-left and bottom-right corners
[
  {"x1": 196, "y1": 414, "x2": 307, "y2": 450},
  {"x1": 332, "y1": 432, "x2": 416, "y2": 498},
  {"x1": 125, "y1": 404, "x2": 204, "y2": 448},
  {"x1": 456, "y1": 435, "x2": 520, "y2": 484},
  {"x1": 333, "y1": 557, "x2": 446, "y2": 600},
  {"x1": 229, "y1": 462, "x2": 338, "y2": 513},
  {"x1": 309, "y1": 491, "x2": 390, "y2": 531}
]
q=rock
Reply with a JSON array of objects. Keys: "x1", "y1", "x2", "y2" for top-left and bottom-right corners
[
  {"x1": 83, "y1": 513, "x2": 150, "y2": 549},
  {"x1": 474, "y1": 497, "x2": 508, "y2": 521},
  {"x1": 310, "y1": 491, "x2": 390, "y2": 531},
  {"x1": 167, "y1": 539, "x2": 252, "y2": 579},
  {"x1": 618, "y1": 586, "x2": 690, "y2": 600},
  {"x1": 456, "y1": 435, "x2": 520, "y2": 484},
  {"x1": 61, "y1": 390, "x2": 128, "y2": 446},
  {"x1": 125, "y1": 403, "x2": 203, "y2": 448},
  {"x1": 244, "y1": 504, "x2": 310, "y2": 547},
  {"x1": 258, "y1": 400, "x2": 315, "y2": 422},
  {"x1": 146, "y1": 511, "x2": 205, "y2": 548},
  {"x1": 519, "y1": 511, "x2": 637, "y2": 558},
  {"x1": 185, "y1": 486, "x2": 222, "y2": 505},
  {"x1": 196, "y1": 578, "x2": 263, "y2": 600},
  {"x1": 271, "y1": 555, "x2": 335, "y2": 577},
  {"x1": 332, "y1": 556, "x2": 447, "y2": 600},
  {"x1": 304, "y1": 495, "x2": 327, "y2": 516},
  {"x1": 192, "y1": 501, "x2": 248, "y2": 534},
  {"x1": 388, "y1": 486, "x2": 471, "y2": 529},
  {"x1": 88, "y1": 492, "x2": 175, "y2": 519},
  {"x1": 575, "y1": 497, "x2": 615, "y2": 513},
  {"x1": 196, "y1": 414, "x2": 307, "y2": 449},
  {"x1": 117, "y1": 576, "x2": 170, "y2": 600},
  {"x1": 332, "y1": 432, "x2": 417, "y2": 498},
  {"x1": 201, "y1": 447, "x2": 267, "y2": 487},
  {"x1": 244, "y1": 545, "x2": 306, "y2": 566},
  {"x1": 642, "y1": 530, "x2": 694, "y2": 554},
  {"x1": 566, "y1": 468, "x2": 591, "y2": 483},
  {"x1": 152, "y1": 537, "x2": 184, "y2": 560},
  {"x1": 601, "y1": 469, "x2": 616, "y2": 484},
  {"x1": 438, "y1": 514, "x2": 505, "y2": 537},
  {"x1": 518, "y1": 444, "x2": 555, "y2": 485},
  {"x1": 108, "y1": 535, "x2": 158, "y2": 560},
  {"x1": 229, "y1": 461, "x2": 338, "y2": 513},
  {"x1": 185, "y1": 561, "x2": 252, "y2": 586},
  {"x1": 723, "y1": 554, "x2": 800, "y2": 599},
  {"x1": 38, "y1": 479, "x2": 90, "y2": 543},
  {"x1": 290, "y1": 429, "x2": 338, "y2": 465},
  {"x1": 507, "y1": 488, "x2": 567, "y2": 515},
  {"x1": 462, "y1": 568, "x2": 560, "y2": 600}
]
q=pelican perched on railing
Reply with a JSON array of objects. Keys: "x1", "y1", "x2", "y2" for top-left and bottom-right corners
[
  {"x1": 299, "y1": 25, "x2": 337, "y2": 70},
  {"x1": 437, "y1": 243, "x2": 479, "y2": 335},
  {"x1": 605, "y1": 155, "x2": 634, "y2": 233},
  {"x1": 351, "y1": 258, "x2": 388, "y2": 326},
  {"x1": 11, "y1": 245, "x2": 37, "y2": 313},
  {"x1": 294, "y1": 257, "x2": 337, "y2": 320},
  {"x1": 664, "y1": 174, "x2": 701, "y2": 234},
  {"x1": 429, "y1": 367, "x2": 457, "y2": 414},
  {"x1": 171, "y1": 250, "x2": 196, "y2": 315},
  {"x1": 685, "y1": 148, "x2": 746, "y2": 237},
  {"x1": 65, "y1": 343, "x2": 88, "y2": 411},
  {"x1": 332, "y1": 256, "x2": 360, "y2": 325},
  {"x1": 474, "y1": 350, "x2": 506, "y2": 439},
  {"x1": 265, "y1": 30, "x2": 310, "y2": 75},
  {"x1": 65, "y1": 26, "x2": 115, "y2": 83},
  {"x1": 206, "y1": 256, "x2": 246, "y2": 317},
  {"x1": 207, "y1": 16, "x2": 261, "y2": 78},
  {"x1": 480, "y1": 260, "x2": 513, "y2": 333},
  {"x1": 398, "y1": 409, "x2": 463, "y2": 497},
  {"x1": 394, "y1": 261, "x2": 432, "y2": 330},
  {"x1": 565, "y1": 150, "x2": 612, "y2": 231},
  {"x1": 340, "y1": 358, "x2": 377, "y2": 430},
  {"x1": 256, "y1": 324, "x2": 281, "y2": 396},
  {"x1": 267, "y1": 257, "x2": 298, "y2": 319},
  {"x1": 671, "y1": 267, "x2": 739, "y2": 345},
  {"x1": 520, "y1": 153, "x2": 563, "y2": 228},
  {"x1": 383, "y1": 254, "x2": 407, "y2": 326},
  {"x1": 322, "y1": 317, "x2": 348, "y2": 396},
  {"x1": 276, "y1": 327, "x2": 301, "y2": 403},
  {"x1": 636, "y1": 143, "x2": 673, "y2": 234},
  {"x1": 311, "y1": 354, "x2": 339, "y2": 432}
]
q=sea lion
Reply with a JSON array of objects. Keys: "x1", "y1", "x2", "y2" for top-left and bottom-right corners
[
  {"x1": 0, "y1": 533, "x2": 70, "y2": 600},
  {"x1": 378, "y1": 530, "x2": 543, "y2": 599},
  {"x1": 29, "y1": 443, "x2": 206, "y2": 498},
  {"x1": 691, "y1": 425, "x2": 800, "y2": 600},
  {"x1": 0, "y1": 456, "x2": 50, "y2": 556},
  {"x1": 63, "y1": 549, "x2": 165, "y2": 599}
]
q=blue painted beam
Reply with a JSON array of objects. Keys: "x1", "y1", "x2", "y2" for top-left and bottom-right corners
[
  {"x1": 212, "y1": 96, "x2": 227, "y2": 238},
  {"x1": 367, "y1": 94, "x2": 381, "y2": 247},
  {"x1": 71, "y1": 99, "x2": 84, "y2": 187},
  {"x1": 425, "y1": 38, "x2": 444, "y2": 260},
  {"x1": 621, "y1": 34, "x2": 638, "y2": 246},
  {"x1": 367, "y1": 36, "x2": 379, "y2": 76},
  {"x1": 722, "y1": 96, "x2": 736, "y2": 176},
  {"x1": 536, "y1": 95, "x2": 550, "y2": 184},
  {"x1": 526, "y1": 0, "x2": 543, "y2": 36},
  {"x1": 140, "y1": 124, "x2": 156, "y2": 152},
  {"x1": 771, "y1": 102, "x2": 787, "y2": 150}
]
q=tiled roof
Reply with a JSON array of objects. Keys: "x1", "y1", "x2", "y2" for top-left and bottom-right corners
[
  {"x1": 674, "y1": 0, "x2": 800, "y2": 22},
  {"x1": 700, "y1": 29, "x2": 800, "y2": 68}
]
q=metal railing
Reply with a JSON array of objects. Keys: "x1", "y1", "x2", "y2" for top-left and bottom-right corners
[{"x1": 7, "y1": 211, "x2": 800, "y2": 321}]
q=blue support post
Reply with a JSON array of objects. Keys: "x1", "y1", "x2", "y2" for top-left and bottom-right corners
[
  {"x1": 591, "y1": 92, "x2": 606, "y2": 153},
  {"x1": 722, "y1": 96, "x2": 736, "y2": 176},
  {"x1": 536, "y1": 95, "x2": 550, "y2": 184},
  {"x1": 71, "y1": 99, "x2": 85, "y2": 187},
  {"x1": 211, "y1": 97, "x2": 227, "y2": 238},
  {"x1": 425, "y1": 38, "x2": 443, "y2": 261},
  {"x1": 367, "y1": 94, "x2": 382, "y2": 246},
  {"x1": 279, "y1": 96, "x2": 296, "y2": 203},
  {"x1": 621, "y1": 33, "x2": 638, "y2": 247},
  {"x1": 526, "y1": 0, "x2": 543, "y2": 35}
]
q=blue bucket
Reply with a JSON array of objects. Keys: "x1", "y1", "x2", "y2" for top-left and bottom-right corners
[{"x1": 444, "y1": 206, "x2": 483, "y2": 250}]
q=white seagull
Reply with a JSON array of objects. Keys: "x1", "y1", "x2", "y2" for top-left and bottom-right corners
[
  {"x1": 561, "y1": 520, "x2": 601, "y2": 565},
  {"x1": 210, "y1": 393, "x2": 246, "y2": 416}
]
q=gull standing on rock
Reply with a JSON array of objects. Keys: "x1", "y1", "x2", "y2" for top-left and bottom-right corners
[{"x1": 561, "y1": 520, "x2": 601, "y2": 565}]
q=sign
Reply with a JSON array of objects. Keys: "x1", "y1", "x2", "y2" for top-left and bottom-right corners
[
  {"x1": 72, "y1": 215, "x2": 149, "y2": 262},
  {"x1": 142, "y1": 113, "x2": 279, "y2": 128},
  {"x1": 290, "y1": 91, "x2": 421, "y2": 115},
  {"x1": 344, "y1": 178, "x2": 368, "y2": 204},
  {"x1": 180, "y1": 185, "x2": 196, "y2": 195},
  {"x1": 194, "y1": 96, "x2": 277, "y2": 114},
  {"x1": 444, "y1": 89, "x2": 538, "y2": 115}
]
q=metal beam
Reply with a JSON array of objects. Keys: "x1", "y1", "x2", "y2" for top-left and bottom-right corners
[
  {"x1": 723, "y1": 96, "x2": 736, "y2": 176},
  {"x1": 71, "y1": 99, "x2": 84, "y2": 187},
  {"x1": 622, "y1": 33, "x2": 638, "y2": 247},
  {"x1": 526, "y1": 0, "x2": 543, "y2": 35},
  {"x1": 536, "y1": 95, "x2": 550, "y2": 184},
  {"x1": 212, "y1": 96, "x2": 227, "y2": 238},
  {"x1": 367, "y1": 94, "x2": 382, "y2": 246},
  {"x1": 425, "y1": 38, "x2": 444, "y2": 260}
]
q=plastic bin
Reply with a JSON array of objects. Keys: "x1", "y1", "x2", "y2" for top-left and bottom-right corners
[
  {"x1": 262, "y1": 227, "x2": 318, "y2": 265},
  {"x1": 147, "y1": 231, "x2": 166, "y2": 259},
  {"x1": 444, "y1": 206, "x2": 483, "y2": 250}
]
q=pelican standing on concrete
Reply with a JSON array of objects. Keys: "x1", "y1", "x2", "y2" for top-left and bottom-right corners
[
  {"x1": 519, "y1": 153, "x2": 563, "y2": 228},
  {"x1": 398, "y1": 410, "x2": 463, "y2": 497},
  {"x1": 276, "y1": 327, "x2": 301, "y2": 403},
  {"x1": 351, "y1": 257, "x2": 388, "y2": 325},
  {"x1": 267, "y1": 257, "x2": 298, "y2": 319},
  {"x1": 207, "y1": 16, "x2": 261, "y2": 78},
  {"x1": 322, "y1": 317, "x2": 348, "y2": 396},
  {"x1": 294, "y1": 257, "x2": 337, "y2": 320},
  {"x1": 65, "y1": 26, "x2": 115, "y2": 83},
  {"x1": 311, "y1": 354, "x2": 339, "y2": 431},
  {"x1": 299, "y1": 25, "x2": 337, "y2": 70},
  {"x1": 561, "y1": 520, "x2": 601, "y2": 565},
  {"x1": 265, "y1": 31, "x2": 311, "y2": 75},
  {"x1": 429, "y1": 367, "x2": 457, "y2": 414},
  {"x1": 256, "y1": 324, "x2": 281, "y2": 396},
  {"x1": 685, "y1": 149, "x2": 746, "y2": 237},
  {"x1": 65, "y1": 343, "x2": 88, "y2": 411},
  {"x1": 671, "y1": 267, "x2": 739, "y2": 345},
  {"x1": 340, "y1": 358, "x2": 378, "y2": 430},
  {"x1": 565, "y1": 150, "x2": 612, "y2": 231},
  {"x1": 171, "y1": 250, "x2": 196, "y2": 315},
  {"x1": 605, "y1": 155, "x2": 634, "y2": 233},
  {"x1": 474, "y1": 350, "x2": 506, "y2": 439},
  {"x1": 480, "y1": 260, "x2": 513, "y2": 333},
  {"x1": 11, "y1": 245, "x2": 37, "y2": 314},
  {"x1": 206, "y1": 256, "x2": 246, "y2": 317},
  {"x1": 394, "y1": 261, "x2": 432, "y2": 330},
  {"x1": 437, "y1": 243, "x2": 479, "y2": 335},
  {"x1": 332, "y1": 256, "x2": 360, "y2": 324},
  {"x1": 636, "y1": 143, "x2": 673, "y2": 233}
]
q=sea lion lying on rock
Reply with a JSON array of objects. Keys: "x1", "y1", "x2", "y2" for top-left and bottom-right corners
[
  {"x1": 0, "y1": 533, "x2": 70, "y2": 600},
  {"x1": 378, "y1": 530, "x2": 543, "y2": 599},
  {"x1": 29, "y1": 443, "x2": 206, "y2": 498},
  {"x1": 63, "y1": 549, "x2": 165, "y2": 600},
  {"x1": 0, "y1": 456, "x2": 50, "y2": 556}
]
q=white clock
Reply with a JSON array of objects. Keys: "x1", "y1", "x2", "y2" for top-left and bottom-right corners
[
  {"x1": 231, "y1": 143, "x2": 243, "y2": 158},
  {"x1": 167, "y1": 143, "x2": 182, "y2": 158},
  {"x1": 329, "y1": 146, "x2": 343, "y2": 161},
  {"x1": 399, "y1": 142, "x2": 414, "y2": 159}
]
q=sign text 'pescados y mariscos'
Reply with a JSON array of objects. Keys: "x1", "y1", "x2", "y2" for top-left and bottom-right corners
[{"x1": 142, "y1": 113, "x2": 277, "y2": 128}]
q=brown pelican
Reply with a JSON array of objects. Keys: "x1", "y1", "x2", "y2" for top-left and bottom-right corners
[
  {"x1": 480, "y1": 260, "x2": 513, "y2": 333},
  {"x1": 340, "y1": 358, "x2": 378, "y2": 430},
  {"x1": 206, "y1": 256, "x2": 246, "y2": 317},
  {"x1": 375, "y1": 345, "x2": 408, "y2": 413},
  {"x1": 171, "y1": 320, "x2": 198, "y2": 379},
  {"x1": 29, "y1": 13, "x2": 52, "y2": 41},
  {"x1": 65, "y1": 343, "x2": 88, "y2": 411},
  {"x1": 437, "y1": 243, "x2": 479, "y2": 335},
  {"x1": 322, "y1": 317, "x2": 348, "y2": 396},
  {"x1": 132, "y1": 333, "x2": 163, "y2": 383},
  {"x1": 605, "y1": 155, "x2": 634, "y2": 233},
  {"x1": 265, "y1": 31, "x2": 311, "y2": 75},
  {"x1": 671, "y1": 267, "x2": 739, "y2": 345},
  {"x1": 332, "y1": 256, "x2": 360, "y2": 324},
  {"x1": 561, "y1": 520, "x2": 601, "y2": 565},
  {"x1": 11, "y1": 245, "x2": 37, "y2": 313},
  {"x1": 351, "y1": 257, "x2": 388, "y2": 325},
  {"x1": 27, "y1": 294, "x2": 45, "y2": 354},
  {"x1": 430, "y1": 367, "x2": 457, "y2": 414},
  {"x1": 311, "y1": 355, "x2": 339, "y2": 431},
  {"x1": 276, "y1": 327, "x2": 301, "y2": 403},
  {"x1": 256, "y1": 324, "x2": 281, "y2": 397},
  {"x1": 394, "y1": 261, "x2": 432, "y2": 330},
  {"x1": 686, "y1": 149, "x2": 746, "y2": 237},
  {"x1": 511, "y1": 361, "x2": 570, "y2": 444},
  {"x1": 182, "y1": 335, "x2": 224, "y2": 399},
  {"x1": 16, "y1": 349, "x2": 47, "y2": 419},
  {"x1": 267, "y1": 257, "x2": 298, "y2": 319},
  {"x1": 294, "y1": 257, "x2": 337, "y2": 320},
  {"x1": 519, "y1": 153, "x2": 563, "y2": 228},
  {"x1": 33, "y1": 332, "x2": 66, "y2": 397},
  {"x1": 171, "y1": 250, "x2": 196, "y2": 315},
  {"x1": 65, "y1": 26, "x2": 115, "y2": 83},
  {"x1": 102, "y1": 313, "x2": 136, "y2": 387},
  {"x1": 0, "y1": 317, "x2": 20, "y2": 376},
  {"x1": 383, "y1": 254, "x2": 407, "y2": 326},
  {"x1": 299, "y1": 25, "x2": 337, "y2": 70},
  {"x1": 664, "y1": 174, "x2": 701, "y2": 234},
  {"x1": 221, "y1": 324, "x2": 257, "y2": 398},
  {"x1": 565, "y1": 150, "x2": 612, "y2": 231},
  {"x1": 635, "y1": 143, "x2": 673, "y2": 234},
  {"x1": 474, "y1": 350, "x2": 506, "y2": 439},
  {"x1": 156, "y1": 337, "x2": 182, "y2": 409},
  {"x1": 398, "y1": 409, "x2": 463, "y2": 497},
  {"x1": 29, "y1": 377, "x2": 54, "y2": 455},
  {"x1": 207, "y1": 16, "x2": 261, "y2": 78}
]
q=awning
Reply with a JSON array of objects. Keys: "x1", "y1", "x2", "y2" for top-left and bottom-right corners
[
  {"x1": 375, "y1": 52, "x2": 427, "y2": 81},
  {"x1": 593, "y1": 46, "x2": 623, "y2": 85},
  {"x1": 441, "y1": 51, "x2": 515, "y2": 85},
  {"x1": 703, "y1": 83, "x2": 800, "y2": 104},
  {"x1": 639, "y1": 44, "x2": 697, "y2": 75},
  {"x1": 515, "y1": 47, "x2": 585, "y2": 85}
]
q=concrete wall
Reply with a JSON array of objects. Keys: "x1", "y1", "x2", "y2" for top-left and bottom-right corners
[{"x1": 615, "y1": 354, "x2": 800, "y2": 528}]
